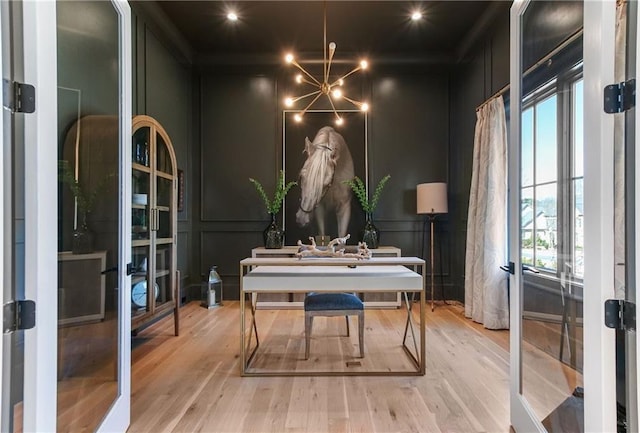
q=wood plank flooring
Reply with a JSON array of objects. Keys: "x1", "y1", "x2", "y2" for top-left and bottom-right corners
[{"x1": 127, "y1": 301, "x2": 581, "y2": 433}]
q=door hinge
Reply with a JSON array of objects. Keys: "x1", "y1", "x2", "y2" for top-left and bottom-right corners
[
  {"x1": 126, "y1": 262, "x2": 135, "y2": 276},
  {"x1": 2, "y1": 79, "x2": 36, "y2": 113},
  {"x1": 604, "y1": 299, "x2": 636, "y2": 331},
  {"x1": 604, "y1": 79, "x2": 636, "y2": 113},
  {"x1": 3, "y1": 300, "x2": 36, "y2": 333}
]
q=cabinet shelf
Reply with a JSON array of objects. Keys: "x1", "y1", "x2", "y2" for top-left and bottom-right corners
[
  {"x1": 132, "y1": 162, "x2": 151, "y2": 173},
  {"x1": 155, "y1": 269, "x2": 170, "y2": 278}
]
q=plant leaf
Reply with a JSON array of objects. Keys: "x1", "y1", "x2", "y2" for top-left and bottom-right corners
[{"x1": 250, "y1": 169, "x2": 297, "y2": 214}]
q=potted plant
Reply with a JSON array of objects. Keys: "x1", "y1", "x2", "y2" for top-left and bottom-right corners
[
  {"x1": 59, "y1": 160, "x2": 113, "y2": 254},
  {"x1": 249, "y1": 170, "x2": 297, "y2": 248},
  {"x1": 344, "y1": 174, "x2": 391, "y2": 249}
]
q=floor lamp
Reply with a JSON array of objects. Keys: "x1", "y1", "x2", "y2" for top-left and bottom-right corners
[{"x1": 417, "y1": 182, "x2": 448, "y2": 311}]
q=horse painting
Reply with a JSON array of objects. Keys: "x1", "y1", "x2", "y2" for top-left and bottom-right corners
[{"x1": 295, "y1": 126, "x2": 354, "y2": 238}]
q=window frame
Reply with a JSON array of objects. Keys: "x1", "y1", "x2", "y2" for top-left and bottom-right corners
[{"x1": 520, "y1": 62, "x2": 584, "y2": 282}]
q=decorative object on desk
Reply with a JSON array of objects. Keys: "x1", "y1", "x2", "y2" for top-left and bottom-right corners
[
  {"x1": 284, "y1": 111, "x2": 367, "y2": 245},
  {"x1": 296, "y1": 235, "x2": 371, "y2": 259},
  {"x1": 314, "y1": 235, "x2": 331, "y2": 246},
  {"x1": 202, "y1": 266, "x2": 223, "y2": 309},
  {"x1": 59, "y1": 160, "x2": 114, "y2": 254},
  {"x1": 417, "y1": 182, "x2": 448, "y2": 311},
  {"x1": 249, "y1": 170, "x2": 297, "y2": 249},
  {"x1": 344, "y1": 174, "x2": 391, "y2": 249}
]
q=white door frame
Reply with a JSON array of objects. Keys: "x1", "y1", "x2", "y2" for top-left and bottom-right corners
[
  {"x1": 509, "y1": 1, "x2": 617, "y2": 431},
  {"x1": 635, "y1": 0, "x2": 640, "y2": 424},
  {"x1": 98, "y1": 0, "x2": 132, "y2": 429},
  {"x1": 583, "y1": 1, "x2": 617, "y2": 431},
  {"x1": 22, "y1": 1, "x2": 58, "y2": 430},
  {"x1": 0, "y1": 0, "x2": 5, "y2": 421},
  {"x1": 508, "y1": 2, "x2": 543, "y2": 431}
]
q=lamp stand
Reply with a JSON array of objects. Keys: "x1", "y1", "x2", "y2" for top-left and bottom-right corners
[{"x1": 428, "y1": 214, "x2": 435, "y2": 312}]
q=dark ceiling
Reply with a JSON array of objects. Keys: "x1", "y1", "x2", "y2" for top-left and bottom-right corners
[{"x1": 152, "y1": 1, "x2": 508, "y2": 64}]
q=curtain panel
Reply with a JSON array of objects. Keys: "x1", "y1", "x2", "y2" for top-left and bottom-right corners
[{"x1": 464, "y1": 96, "x2": 509, "y2": 329}]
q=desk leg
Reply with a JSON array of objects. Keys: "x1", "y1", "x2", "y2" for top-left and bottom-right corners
[
  {"x1": 240, "y1": 264, "x2": 246, "y2": 374},
  {"x1": 241, "y1": 265, "x2": 261, "y2": 375},
  {"x1": 401, "y1": 291, "x2": 421, "y2": 371},
  {"x1": 246, "y1": 292, "x2": 260, "y2": 365},
  {"x1": 420, "y1": 266, "x2": 426, "y2": 375}
]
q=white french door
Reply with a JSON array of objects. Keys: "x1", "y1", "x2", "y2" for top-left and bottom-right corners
[
  {"x1": 510, "y1": 1, "x2": 638, "y2": 431},
  {"x1": 1, "y1": 1, "x2": 132, "y2": 431}
]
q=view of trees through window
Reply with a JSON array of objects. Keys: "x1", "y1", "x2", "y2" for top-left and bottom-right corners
[{"x1": 521, "y1": 71, "x2": 583, "y2": 279}]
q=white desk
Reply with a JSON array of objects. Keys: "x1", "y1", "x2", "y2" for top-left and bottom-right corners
[
  {"x1": 251, "y1": 246, "x2": 402, "y2": 308},
  {"x1": 239, "y1": 256, "x2": 426, "y2": 376}
]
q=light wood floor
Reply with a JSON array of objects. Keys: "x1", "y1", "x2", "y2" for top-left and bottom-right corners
[
  {"x1": 8, "y1": 300, "x2": 580, "y2": 433},
  {"x1": 128, "y1": 302, "x2": 581, "y2": 433},
  {"x1": 127, "y1": 301, "x2": 581, "y2": 433}
]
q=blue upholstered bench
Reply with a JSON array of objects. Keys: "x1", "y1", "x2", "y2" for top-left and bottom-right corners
[{"x1": 304, "y1": 292, "x2": 364, "y2": 360}]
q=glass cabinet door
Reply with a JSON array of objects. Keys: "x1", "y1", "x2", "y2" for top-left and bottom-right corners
[
  {"x1": 154, "y1": 132, "x2": 175, "y2": 311},
  {"x1": 132, "y1": 126, "x2": 151, "y2": 317}
]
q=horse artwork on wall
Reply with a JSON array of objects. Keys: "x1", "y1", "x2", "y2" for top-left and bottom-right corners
[{"x1": 284, "y1": 110, "x2": 367, "y2": 245}]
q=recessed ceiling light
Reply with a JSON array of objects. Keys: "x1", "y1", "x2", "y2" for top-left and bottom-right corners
[
  {"x1": 227, "y1": 12, "x2": 238, "y2": 21},
  {"x1": 411, "y1": 11, "x2": 423, "y2": 21}
]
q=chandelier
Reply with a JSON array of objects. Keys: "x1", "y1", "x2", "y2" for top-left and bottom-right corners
[{"x1": 284, "y1": 1, "x2": 369, "y2": 125}]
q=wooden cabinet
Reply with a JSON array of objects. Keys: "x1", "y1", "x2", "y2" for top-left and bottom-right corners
[
  {"x1": 131, "y1": 115, "x2": 178, "y2": 334},
  {"x1": 251, "y1": 246, "x2": 402, "y2": 308}
]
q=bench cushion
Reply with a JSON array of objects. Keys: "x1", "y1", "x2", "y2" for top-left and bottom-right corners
[{"x1": 304, "y1": 293, "x2": 364, "y2": 311}]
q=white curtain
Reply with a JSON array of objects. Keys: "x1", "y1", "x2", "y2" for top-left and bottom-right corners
[{"x1": 464, "y1": 96, "x2": 509, "y2": 329}]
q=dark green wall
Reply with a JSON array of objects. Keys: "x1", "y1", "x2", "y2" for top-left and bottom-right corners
[
  {"x1": 449, "y1": 9, "x2": 510, "y2": 301},
  {"x1": 197, "y1": 65, "x2": 452, "y2": 299},
  {"x1": 132, "y1": 7, "x2": 194, "y2": 293}
]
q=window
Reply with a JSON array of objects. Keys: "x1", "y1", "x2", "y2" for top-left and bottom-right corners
[{"x1": 521, "y1": 67, "x2": 583, "y2": 279}]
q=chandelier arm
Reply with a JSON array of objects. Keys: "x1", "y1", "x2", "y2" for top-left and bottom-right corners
[
  {"x1": 342, "y1": 95, "x2": 363, "y2": 108},
  {"x1": 291, "y1": 60, "x2": 322, "y2": 86},
  {"x1": 330, "y1": 66, "x2": 362, "y2": 87},
  {"x1": 298, "y1": 76, "x2": 319, "y2": 87},
  {"x1": 292, "y1": 90, "x2": 321, "y2": 103},
  {"x1": 326, "y1": 94, "x2": 341, "y2": 120},
  {"x1": 326, "y1": 49, "x2": 335, "y2": 84},
  {"x1": 300, "y1": 92, "x2": 324, "y2": 116}
]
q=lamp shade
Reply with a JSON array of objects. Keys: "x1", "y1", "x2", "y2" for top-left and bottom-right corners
[{"x1": 417, "y1": 182, "x2": 448, "y2": 214}]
